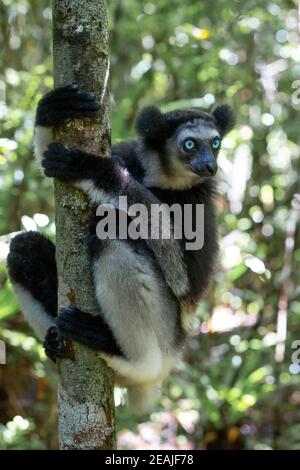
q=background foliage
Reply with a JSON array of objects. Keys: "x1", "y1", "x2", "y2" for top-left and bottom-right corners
[{"x1": 0, "y1": 0, "x2": 300, "y2": 450}]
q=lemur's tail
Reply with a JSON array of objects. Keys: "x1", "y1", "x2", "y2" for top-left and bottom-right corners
[
  {"x1": 7, "y1": 231, "x2": 57, "y2": 339},
  {"x1": 127, "y1": 382, "x2": 160, "y2": 415}
]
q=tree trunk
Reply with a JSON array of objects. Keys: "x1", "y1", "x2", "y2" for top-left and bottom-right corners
[{"x1": 52, "y1": 0, "x2": 115, "y2": 450}]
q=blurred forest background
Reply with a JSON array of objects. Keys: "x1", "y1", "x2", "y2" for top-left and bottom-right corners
[{"x1": 0, "y1": 0, "x2": 300, "y2": 450}]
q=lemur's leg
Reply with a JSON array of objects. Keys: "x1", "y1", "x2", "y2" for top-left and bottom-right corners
[
  {"x1": 7, "y1": 232, "x2": 58, "y2": 340},
  {"x1": 7, "y1": 231, "x2": 121, "y2": 361},
  {"x1": 57, "y1": 306, "x2": 124, "y2": 357},
  {"x1": 34, "y1": 83, "x2": 101, "y2": 169},
  {"x1": 48, "y1": 211, "x2": 179, "y2": 381},
  {"x1": 7, "y1": 232, "x2": 66, "y2": 362},
  {"x1": 58, "y1": 238, "x2": 178, "y2": 384},
  {"x1": 87, "y1": 226, "x2": 179, "y2": 384},
  {"x1": 41, "y1": 145, "x2": 190, "y2": 301}
]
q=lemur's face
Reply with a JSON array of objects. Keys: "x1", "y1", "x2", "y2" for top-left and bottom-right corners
[
  {"x1": 166, "y1": 119, "x2": 221, "y2": 181},
  {"x1": 136, "y1": 105, "x2": 234, "y2": 190}
]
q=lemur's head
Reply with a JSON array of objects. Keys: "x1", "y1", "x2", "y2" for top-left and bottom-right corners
[{"x1": 136, "y1": 105, "x2": 235, "y2": 190}]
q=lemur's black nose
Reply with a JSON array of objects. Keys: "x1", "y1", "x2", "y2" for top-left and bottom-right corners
[{"x1": 206, "y1": 163, "x2": 215, "y2": 174}]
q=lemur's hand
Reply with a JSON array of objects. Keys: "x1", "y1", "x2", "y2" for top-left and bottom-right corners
[
  {"x1": 36, "y1": 83, "x2": 101, "y2": 127},
  {"x1": 43, "y1": 326, "x2": 66, "y2": 363},
  {"x1": 42, "y1": 143, "x2": 97, "y2": 181}
]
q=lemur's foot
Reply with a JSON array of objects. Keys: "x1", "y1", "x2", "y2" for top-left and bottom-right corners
[
  {"x1": 36, "y1": 83, "x2": 101, "y2": 127},
  {"x1": 57, "y1": 305, "x2": 124, "y2": 356},
  {"x1": 43, "y1": 326, "x2": 66, "y2": 362},
  {"x1": 41, "y1": 143, "x2": 97, "y2": 181}
]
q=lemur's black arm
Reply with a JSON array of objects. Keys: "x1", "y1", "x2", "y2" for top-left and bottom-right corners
[{"x1": 42, "y1": 145, "x2": 190, "y2": 300}]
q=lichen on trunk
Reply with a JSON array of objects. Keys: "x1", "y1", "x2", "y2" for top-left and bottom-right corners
[{"x1": 52, "y1": 0, "x2": 115, "y2": 450}]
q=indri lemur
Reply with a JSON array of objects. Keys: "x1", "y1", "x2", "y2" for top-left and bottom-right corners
[{"x1": 7, "y1": 84, "x2": 234, "y2": 413}]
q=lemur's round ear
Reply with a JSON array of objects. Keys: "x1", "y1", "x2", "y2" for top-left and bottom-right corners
[
  {"x1": 135, "y1": 106, "x2": 167, "y2": 148},
  {"x1": 213, "y1": 105, "x2": 235, "y2": 136}
]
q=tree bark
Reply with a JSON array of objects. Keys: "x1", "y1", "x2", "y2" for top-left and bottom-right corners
[{"x1": 52, "y1": 0, "x2": 115, "y2": 450}]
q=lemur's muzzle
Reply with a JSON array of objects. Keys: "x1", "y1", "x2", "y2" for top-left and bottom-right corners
[{"x1": 189, "y1": 146, "x2": 217, "y2": 177}]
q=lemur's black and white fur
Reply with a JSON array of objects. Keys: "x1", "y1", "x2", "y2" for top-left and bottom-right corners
[{"x1": 7, "y1": 84, "x2": 234, "y2": 413}]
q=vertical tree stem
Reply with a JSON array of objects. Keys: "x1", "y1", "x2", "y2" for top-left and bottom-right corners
[{"x1": 52, "y1": 0, "x2": 115, "y2": 450}]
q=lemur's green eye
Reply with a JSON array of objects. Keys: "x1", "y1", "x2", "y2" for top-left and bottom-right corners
[
  {"x1": 212, "y1": 137, "x2": 221, "y2": 149},
  {"x1": 183, "y1": 138, "x2": 196, "y2": 152}
]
